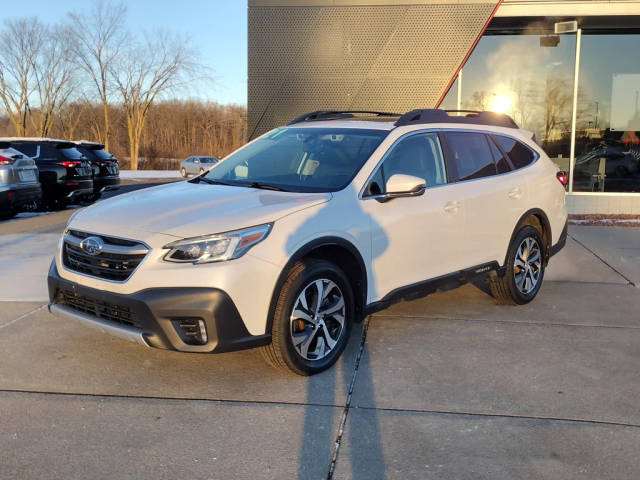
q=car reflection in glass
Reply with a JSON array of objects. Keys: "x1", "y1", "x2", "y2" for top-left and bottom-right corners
[{"x1": 573, "y1": 131, "x2": 640, "y2": 192}]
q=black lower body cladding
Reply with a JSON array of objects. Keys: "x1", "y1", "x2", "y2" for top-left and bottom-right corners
[{"x1": 47, "y1": 262, "x2": 270, "y2": 353}]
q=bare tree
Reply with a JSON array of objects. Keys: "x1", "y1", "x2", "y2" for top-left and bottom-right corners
[
  {"x1": 111, "y1": 31, "x2": 196, "y2": 169},
  {"x1": 29, "y1": 25, "x2": 76, "y2": 137},
  {"x1": 0, "y1": 18, "x2": 43, "y2": 135},
  {"x1": 67, "y1": 0, "x2": 128, "y2": 150},
  {"x1": 543, "y1": 76, "x2": 572, "y2": 142}
]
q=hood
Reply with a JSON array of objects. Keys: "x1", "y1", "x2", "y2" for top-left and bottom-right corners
[{"x1": 71, "y1": 181, "x2": 331, "y2": 240}]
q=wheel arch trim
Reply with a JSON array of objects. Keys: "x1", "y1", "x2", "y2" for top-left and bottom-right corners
[
  {"x1": 265, "y1": 236, "x2": 368, "y2": 335},
  {"x1": 504, "y1": 208, "x2": 552, "y2": 268}
]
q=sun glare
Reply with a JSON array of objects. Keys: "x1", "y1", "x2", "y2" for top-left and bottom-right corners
[{"x1": 490, "y1": 94, "x2": 512, "y2": 114}]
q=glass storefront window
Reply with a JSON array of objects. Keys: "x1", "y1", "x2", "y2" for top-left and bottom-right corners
[
  {"x1": 573, "y1": 34, "x2": 640, "y2": 193},
  {"x1": 440, "y1": 32, "x2": 577, "y2": 176}
]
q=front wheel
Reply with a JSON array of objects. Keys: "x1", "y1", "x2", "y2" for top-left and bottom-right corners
[
  {"x1": 180, "y1": 167, "x2": 187, "y2": 178},
  {"x1": 261, "y1": 259, "x2": 354, "y2": 375},
  {"x1": 489, "y1": 225, "x2": 545, "y2": 305}
]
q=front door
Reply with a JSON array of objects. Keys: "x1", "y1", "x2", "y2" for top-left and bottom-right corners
[{"x1": 360, "y1": 131, "x2": 467, "y2": 302}]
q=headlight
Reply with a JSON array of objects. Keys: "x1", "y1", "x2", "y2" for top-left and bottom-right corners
[{"x1": 162, "y1": 223, "x2": 273, "y2": 264}]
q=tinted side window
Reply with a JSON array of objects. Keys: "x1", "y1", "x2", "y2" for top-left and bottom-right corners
[
  {"x1": 493, "y1": 135, "x2": 535, "y2": 169},
  {"x1": 445, "y1": 132, "x2": 497, "y2": 181},
  {"x1": 375, "y1": 132, "x2": 447, "y2": 193},
  {"x1": 487, "y1": 135, "x2": 512, "y2": 174}
]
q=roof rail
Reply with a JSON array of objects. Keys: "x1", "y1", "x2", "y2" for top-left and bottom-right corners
[
  {"x1": 394, "y1": 109, "x2": 519, "y2": 129},
  {"x1": 287, "y1": 110, "x2": 401, "y2": 125}
]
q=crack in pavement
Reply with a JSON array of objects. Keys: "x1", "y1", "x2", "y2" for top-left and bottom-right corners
[
  {"x1": 0, "y1": 304, "x2": 46, "y2": 329},
  {"x1": 354, "y1": 405, "x2": 640, "y2": 430},
  {"x1": 569, "y1": 233, "x2": 636, "y2": 287},
  {"x1": 371, "y1": 314, "x2": 640, "y2": 330}
]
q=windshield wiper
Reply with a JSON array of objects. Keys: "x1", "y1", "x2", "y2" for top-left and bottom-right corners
[
  {"x1": 193, "y1": 177, "x2": 232, "y2": 186},
  {"x1": 246, "y1": 181, "x2": 288, "y2": 192}
]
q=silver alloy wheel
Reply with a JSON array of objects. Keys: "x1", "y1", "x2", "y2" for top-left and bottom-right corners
[
  {"x1": 514, "y1": 236, "x2": 542, "y2": 295},
  {"x1": 289, "y1": 278, "x2": 346, "y2": 361}
]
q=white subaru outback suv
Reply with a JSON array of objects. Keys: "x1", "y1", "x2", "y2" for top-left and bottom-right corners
[{"x1": 48, "y1": 109, "x2": 568, "y2": 375}]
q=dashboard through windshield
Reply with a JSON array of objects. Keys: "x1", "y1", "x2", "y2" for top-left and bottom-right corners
[{"x1": 202, "y1": 127, "x2": 388, "y2": 192}]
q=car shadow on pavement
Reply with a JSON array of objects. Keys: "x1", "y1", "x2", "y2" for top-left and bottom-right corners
[{"x1": 285, "y1": 184, "x2": 387, "y2": 479}]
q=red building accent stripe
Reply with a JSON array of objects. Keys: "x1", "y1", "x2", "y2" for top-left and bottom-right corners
[{"x1": 435, "y1": 0, "x2": 504, "y2": 108}]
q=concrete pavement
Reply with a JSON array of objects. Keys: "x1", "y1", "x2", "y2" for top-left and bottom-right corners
[{"x1": 0, "y1": 216, "x2": 639, "y2": 479}]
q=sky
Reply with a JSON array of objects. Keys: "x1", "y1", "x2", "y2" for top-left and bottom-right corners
[{"x1": 1, "y1": 0, "x2": 248, "y2": 105}]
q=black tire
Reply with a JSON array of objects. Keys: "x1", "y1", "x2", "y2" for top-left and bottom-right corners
[
  {"x1": 180, "y1": 167, "x2": 187, "y2": 178},
  {"x1": 50, "y1": 198, "x2": 69, "y2": 211},
  {"x1": 199, "y1": 168, "x2": 205, "y2": 175},
  {"x1": 260, "y1": 259, "x2": 354, "y2": 376},
  {"x1": 489, "y1": 225, "x2": 546, "y2": 305},
  {"x1": 0, "y1": 210, "x2": 17, "y2": 220}
]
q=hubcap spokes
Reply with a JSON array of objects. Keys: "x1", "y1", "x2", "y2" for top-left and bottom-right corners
[
  {"x1": 514, "y1": 237, "x2": 542, "y2": 295},
  {"x1": 290, "y1": 278, "x2": 345, "y2": 361}
]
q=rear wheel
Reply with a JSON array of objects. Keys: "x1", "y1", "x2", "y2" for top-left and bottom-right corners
[
  {"x1": 489, "y1": 225, "x2": 545, "y2": 305},
  {"x1": 261, "y1": 259, "x2": 354, "y2": 375},
  {"x1": 0, "y1": 210, "x2": 17, "y2": 220},
  {"x1": 180, "y1": 167, "x2": 187, "y2": 178}
]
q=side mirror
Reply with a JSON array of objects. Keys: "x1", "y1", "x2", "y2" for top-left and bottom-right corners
[{"x1": 381, "y1": 174, "x2": 426, "y2": 201}]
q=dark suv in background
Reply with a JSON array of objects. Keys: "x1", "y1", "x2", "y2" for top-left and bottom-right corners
[
  {"x1": 7, "y1": 138, "x2": 94, "y2": 210},
  {"x1": 0, "y1": 141, "x2": 42, "y2": 219},
  {"x1": 75, "y1": 141, "x2": 120, "y2": 200}
]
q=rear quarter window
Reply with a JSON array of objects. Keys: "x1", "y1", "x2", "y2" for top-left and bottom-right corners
[{"x1": 492, "y1": 135, "x2": 536, "y2": 169}]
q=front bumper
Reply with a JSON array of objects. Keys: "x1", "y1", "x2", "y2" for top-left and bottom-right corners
[{"x1": 47, "y1": 262, "x2": 271, "y2": 353}]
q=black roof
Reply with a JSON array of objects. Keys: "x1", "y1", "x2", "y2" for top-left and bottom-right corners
[{"x1": 287, "y1": 108, "x2": 519, "y2": 129}]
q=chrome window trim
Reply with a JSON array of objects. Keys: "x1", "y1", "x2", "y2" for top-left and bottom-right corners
[
  {"x1": 60, "y1": 229, "x2": 152, "y2": 284},
  {"x1": 358, "y1": 127, "x2": 540, "y2": 200}
]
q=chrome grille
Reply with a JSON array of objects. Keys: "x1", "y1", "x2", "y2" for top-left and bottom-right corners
[
  {"x1": 62, "y1": 230, "x2": 149, "y2": 282},
  {"x1": 56, "y1": 289, "x2": 140, "y2": 329}
]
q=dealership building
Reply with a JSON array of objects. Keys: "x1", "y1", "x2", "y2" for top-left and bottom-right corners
[{"x1": 248, "y1": 0, "x2": 640, "y2": 214}]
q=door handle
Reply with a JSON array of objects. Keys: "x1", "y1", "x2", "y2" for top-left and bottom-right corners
[
  {"x1": 508, "y1": 187, "x2": 522, "y2": 199},
  {"x1": 443, "y1": 200, "x2": 461, "y2": 213}
]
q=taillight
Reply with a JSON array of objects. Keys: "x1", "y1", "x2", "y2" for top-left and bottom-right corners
[
  {"x1": 0, "y1": 155, "x2": 15, "y2": 165},
  {"x1": 556, "y1": 171, "x2": 568, "y2": 186},
  {"x1": 57, "y1": 161, "x2": 81, "y2": 168}
]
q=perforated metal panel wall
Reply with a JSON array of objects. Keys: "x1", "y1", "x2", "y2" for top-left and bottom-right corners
[{"x1": 248, "y1": 1, "x2": 500, "y2": 138}]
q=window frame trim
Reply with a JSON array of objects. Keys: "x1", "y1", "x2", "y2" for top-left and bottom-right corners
[
  {"x1": 490, "y1": 133, "x2": 538, "y2": 172},
  {"x1": 359, "y1": 127, "x2": 542, "y2": 200},
  {"x1": 359, "y1": 129, "x2": 449, "y2": 200}
]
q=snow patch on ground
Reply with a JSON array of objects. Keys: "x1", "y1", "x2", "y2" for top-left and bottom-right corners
[
  {"x1": 119, "y1": 170, "x2": 182, "y2": 179},
  {"x1": 14, "y1": 211, "x2": 52, "y2": 219}
]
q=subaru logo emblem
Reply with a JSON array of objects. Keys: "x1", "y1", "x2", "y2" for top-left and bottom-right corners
[{"x1": 80, "y1": 236, "x2": 104, "y2": 256}]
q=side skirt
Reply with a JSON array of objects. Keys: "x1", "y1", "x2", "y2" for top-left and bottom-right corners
[{"x1": 364, "y1": 261, "x2": 500, "y2": 315}]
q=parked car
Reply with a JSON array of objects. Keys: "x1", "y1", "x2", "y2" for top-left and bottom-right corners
[
  {"x1": 7, "y1": 138, "x2": 93, "y2": 210},
  {"x1": 48, "y1": 109, "x2": 568, "y2": 375},
  {"x1": 180, "y1": 155, "x2": 219, "y2": 177},
  {"x1": 75, "y1": 141, "x2": 120, "y2": 200},
  {"x1": 0, "y1": 141, "x2": 42, "y2": 219}
]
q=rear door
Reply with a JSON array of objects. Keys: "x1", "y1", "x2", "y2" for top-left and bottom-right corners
[
  {"x1": 441, "y1": 131, "x2": 529, "y2": 267},
  {"x1": 360, "y1": 131, "x2": 468, "y2": 300}
]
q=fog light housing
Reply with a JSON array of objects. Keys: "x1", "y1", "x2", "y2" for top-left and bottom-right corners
[{"x1": 172, "y1": 318, "x2": 208, "y2": 345}]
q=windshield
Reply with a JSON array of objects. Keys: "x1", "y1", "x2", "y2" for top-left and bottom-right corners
[
  {"x1": 200, "y1": 157, "x2": 216, "y2": 163},
  {"x1": 203, "y1": 127, "x2": 388, "y2": 192}
]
